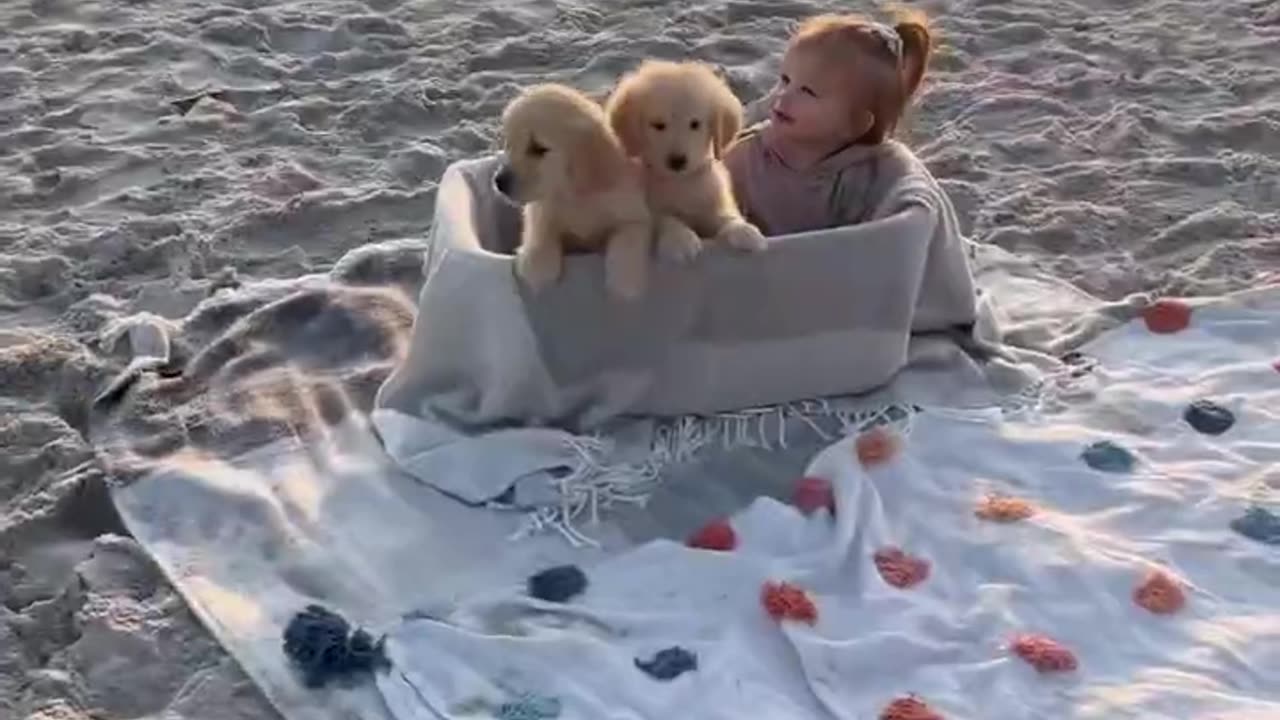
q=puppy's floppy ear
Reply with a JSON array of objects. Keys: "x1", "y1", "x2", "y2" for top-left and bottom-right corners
[
  {"x1": 605, "y1": 70, "x2": 645, "y2": 157},
  {"x1": 569, "y1": 125, "x2": 626, "y2": 195},
  {"x1": 704, "y1": 65, "x2": 744, "y2": 159}
]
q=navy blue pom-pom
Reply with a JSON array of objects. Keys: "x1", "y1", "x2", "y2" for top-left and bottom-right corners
[
  {"x1": 1230, "y1": 506, "x2": 1280, "y2": 545},
  {"x1": 635, "y1": 646, "x2": 698, "y2": 680},
  {"x1": 282, "y1": 604, "x2": 389, "y2": 688},
  {"x1": 1081, "y1": 440, "x2": 1136, "y2": 473},
  {"x1": 527, "y1": 565, "x2": 588, "y2": 603},
  {"x1": 1183, "y1": 400, "x2": 1235, "y2": 436}
]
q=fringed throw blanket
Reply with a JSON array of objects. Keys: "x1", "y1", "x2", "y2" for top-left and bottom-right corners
[{"x1": 372, "y1": 155, "x2": 1019, "y2": 534}]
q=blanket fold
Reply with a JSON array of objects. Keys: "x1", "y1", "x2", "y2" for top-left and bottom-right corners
[{"x1": 376, "y1": 156, "x2": 978, "y2": 428}]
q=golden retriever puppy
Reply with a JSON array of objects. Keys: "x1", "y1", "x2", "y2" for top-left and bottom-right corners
[
  {"x1": 496, "y1": 84, "x2": 652, "y2": 299},
  {"x1": 606, "y1": 60, "x2": 766, "y2": 262}
]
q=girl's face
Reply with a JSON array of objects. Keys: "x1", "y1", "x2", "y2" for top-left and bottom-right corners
[{"x1": 768, "y1": 45, "x2": 864, "y2": 147}]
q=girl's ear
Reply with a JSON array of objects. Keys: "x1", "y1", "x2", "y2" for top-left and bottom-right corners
[{"x1": 852, "y1": 109, "x2": 876, "y2": 139}]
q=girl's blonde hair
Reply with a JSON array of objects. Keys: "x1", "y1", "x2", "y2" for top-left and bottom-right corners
[{"x1": 788, "y1": 8, "x2": 933, "y2": 144}]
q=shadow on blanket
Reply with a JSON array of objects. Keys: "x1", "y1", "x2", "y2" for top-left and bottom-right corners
[{"x1": 89, "y1": 256, "x2": 419, "y2": 486}]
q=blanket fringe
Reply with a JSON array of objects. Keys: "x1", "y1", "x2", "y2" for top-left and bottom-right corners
[
  {"x1": 510, "y1": 401, "x2": 915, "y2": 546},
  {"x1": 997, "y1": 355, "x2": 1097, "y2": 419}
]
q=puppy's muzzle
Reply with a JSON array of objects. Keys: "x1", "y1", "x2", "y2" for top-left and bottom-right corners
[
  {"x1": 666, "y1": 154, "x2": 687, "y2": 172},
  {"x1": 494, "y1": 164, "x2": 516, "y2": 197}
]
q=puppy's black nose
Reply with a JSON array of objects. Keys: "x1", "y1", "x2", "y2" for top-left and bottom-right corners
[
  {"x1": 494, "y1": 166, "x2": 514, "y2": 195},
  {"x1": 666, "y1": 154, "x2": 687, "y2": 172}
]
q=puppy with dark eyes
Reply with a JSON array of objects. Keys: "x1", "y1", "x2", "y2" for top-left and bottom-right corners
[
  {"x1": 495, "y1": 84, "x2": 653, "y2": 299},
  {"x1": 606, "y1": 61, "x2": 766, "y2": 262}
]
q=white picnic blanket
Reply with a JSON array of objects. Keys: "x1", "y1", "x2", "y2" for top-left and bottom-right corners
[{"x1": 91, "y1": 221, "x2": 1279, "y2": 720}]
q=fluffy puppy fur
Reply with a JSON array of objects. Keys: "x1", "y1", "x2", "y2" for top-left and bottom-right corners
[
  {"x1": 496, "y1": 84, "x2": 653, "y2": 299},
  {"x1": 605, "y1": 60, "x2": 766, "y2": 261}
]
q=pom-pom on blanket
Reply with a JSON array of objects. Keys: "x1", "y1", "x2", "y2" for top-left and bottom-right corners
[{"x1": 371, "y1": 155, "x2": 1022, "y2": 535}]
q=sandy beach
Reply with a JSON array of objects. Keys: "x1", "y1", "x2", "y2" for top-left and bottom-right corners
[{"x1": 2, "y1": 0, "x2": 1277, "y2": 717}]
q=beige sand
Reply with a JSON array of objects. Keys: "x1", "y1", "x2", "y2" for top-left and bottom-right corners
[{"x1": 2, "y1": 0, "x2": 1277, "y2": 718}]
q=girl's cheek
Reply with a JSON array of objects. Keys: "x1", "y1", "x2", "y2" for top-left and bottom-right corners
[{"x1": 786, "y1": 93, "x2": 812, "y2": 116}]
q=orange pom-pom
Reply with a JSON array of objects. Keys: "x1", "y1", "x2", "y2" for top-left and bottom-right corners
[
  {"x1": 974, "y1": 494, "x2": 1036, "y2": 522},
  {"x1": 761, "y1": 581, "x2": 818, "y2": 625},
  {"x1": 792, "y1": 476, "x2": 836, "y2": 516},
  {"x1": 873, "y1": 547, "x2": 931, "y2": 589},
  {"x1": 856, "y1": 427, "x2": 900, "y2": 467},
  {"x1": 880, "y1": 696, "x2": 944, "y2": 720},
  {"x1": 1133, "y1": 569, "x2": 1185, "y2": 615},
  {"x1": 687, "y1": 519, "x2": 737, "y2": 551},
  {"x1": 1010, "y1": 633, "x2": 1078, "y2": 673},
  {"x1": 1142, "y1": 299, "x2": 1192, "y2": 334}
]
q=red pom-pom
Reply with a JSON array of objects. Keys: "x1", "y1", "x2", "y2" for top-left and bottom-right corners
[
  {"x1": 1272, "y1": 358, "x2": 1280, "y2": 374},
  {"x1": 687, "y1": 519, "x2": 737, "y2": 551},
  {"x1": 1010, "y1": 633, "x2": 1078, "y2": 673},
  {"x1": 874, "y1": 547, "x2": 931, "y2": 589},
  {"x1": 792, "y1": 476, "x2": 836, "y2": 516},
  {"x1": 761, "y1": 581, "x2": 818, "y2": 625},
  {"x1": 1142, "y1": 299, "x2": 1192, "y2": 334},
  {"x1": 856, "y1": 427, "x2": 900, "y2": 467},
  {"x1": 1133, "y1": 569, "x2": 1185, "y2": 615},
  {"x1": 880, "y1": 696, "x2": 944, "y2": 720}
]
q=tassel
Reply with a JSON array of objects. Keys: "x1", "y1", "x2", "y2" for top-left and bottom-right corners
[{"x1": 282, "y1": 604, "x2": 388, "y2": 688}]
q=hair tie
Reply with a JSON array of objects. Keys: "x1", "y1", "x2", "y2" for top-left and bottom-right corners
[{"x1": 864, "y1": 23, "x2": 903, "y2": 61}]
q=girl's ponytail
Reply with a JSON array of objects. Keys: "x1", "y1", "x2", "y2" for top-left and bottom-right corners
[{"x1": 893, "y1": 10, "x2": 933, "y2": 101}]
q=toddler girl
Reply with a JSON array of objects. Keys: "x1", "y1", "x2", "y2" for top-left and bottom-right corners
[
  {"x1": 725, "y1": 11, "x2": 937, "y2": 235},
  {"x1": 725, "y1": 10, "x2": 984, "y2": 341}
]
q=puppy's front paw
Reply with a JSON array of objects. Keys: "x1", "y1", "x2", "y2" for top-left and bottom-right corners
[
  {"x1": 717, "y1": 221, "x2": 767, "y2": 252},
  {"x1": 605, "y1": 226, "x2": 650, "y2": 301},
  {"x1": 606, "y1": 262, "x2": 647, "y2": 300},
  {"x1": 515, "y1": 243, "x2": 562, "y2": 292},
  {"x1": 657, "y1": 222, "x2": 703, "y2": 263}
]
